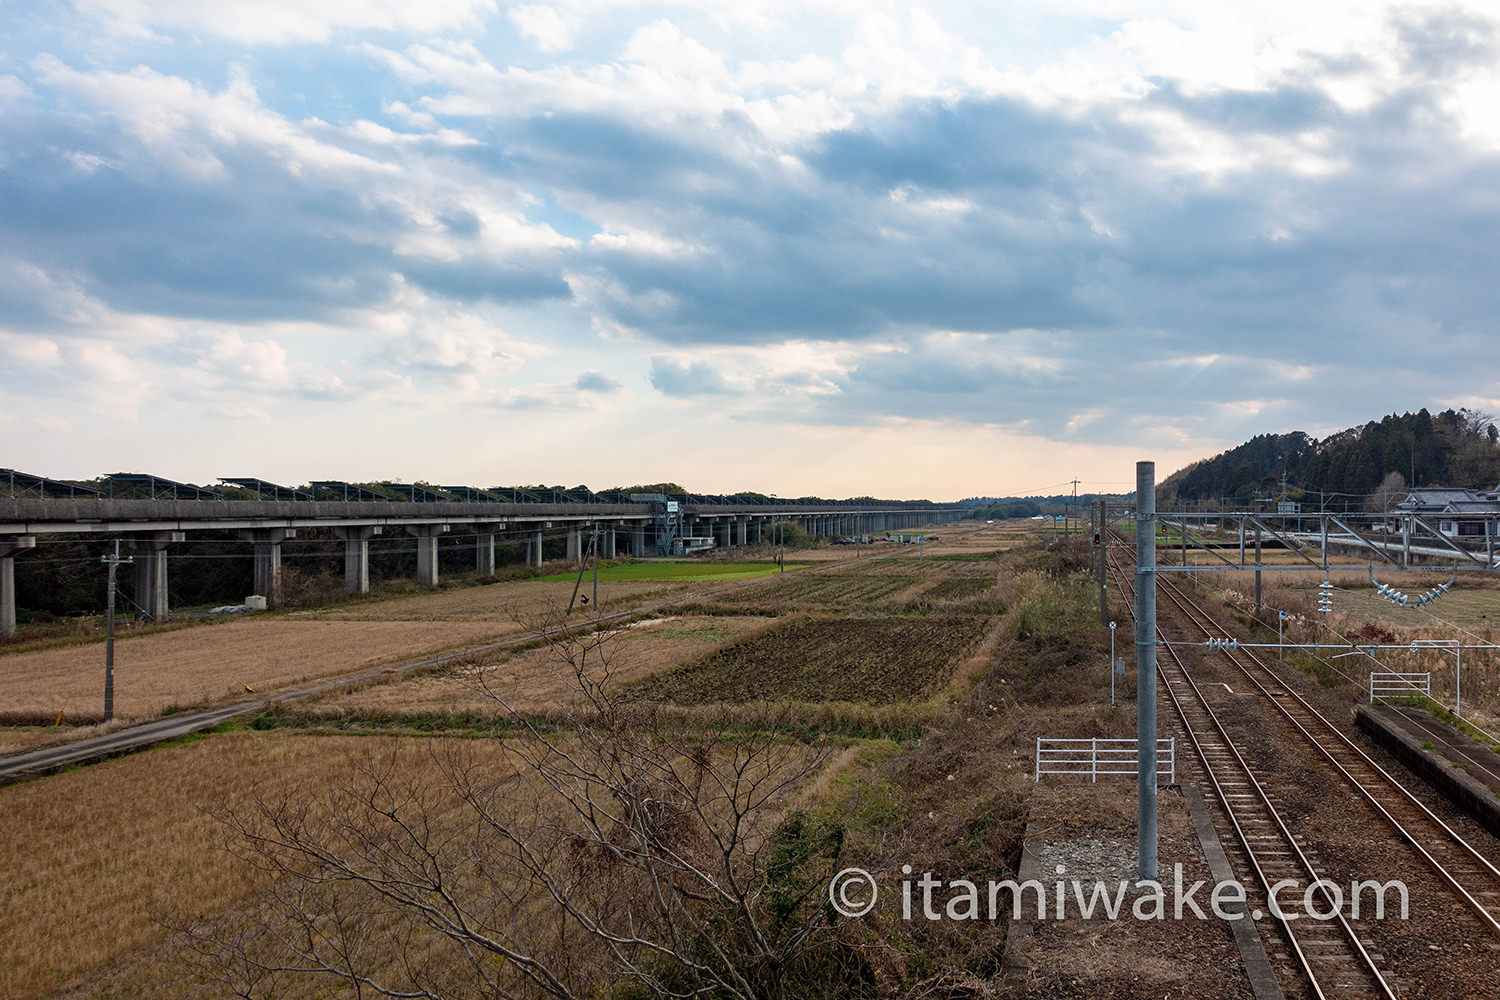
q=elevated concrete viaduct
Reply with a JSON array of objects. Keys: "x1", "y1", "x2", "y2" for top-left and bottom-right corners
[{"x1": 0, "y1": 497, "x2": 965, "y2": 631}]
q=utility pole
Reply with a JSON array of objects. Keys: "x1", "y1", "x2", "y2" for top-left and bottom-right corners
[
  {"x1": 1097, "y1": 500, "x2": 1108, "y2": 627},
  {"x1": 591, "y1": 522, "x2": 599, "y2": 618},
  {"x1": 1254, "y1": 524, "x2": 1263, "y2": 619},
  {"x1": 102, "y1": 541, "x2": 133, "y2": 723},
  {"x1": 1069, "y1": 478, "x2": 1080, "y2": 538},
  {"x1": 1135, "y1": 461, "x2": 1158, "y2": 881},
  {"x1": 567, "y1": 530, "x2": 596, "y2": 614}
]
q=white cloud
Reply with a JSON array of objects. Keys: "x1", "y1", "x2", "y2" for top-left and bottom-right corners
[
  {"x1": 509, "y1": 4, "x2": 581, "y2": 52},
  {"x1": 35, "y1": 56, "x2": 395, "y2": 182},
  {"x1": 0, "y1": 333, "x2": 63, "y2": 368},
  {"x1": 77, "y1": 0, "x2": 499, "y2": 44},
  {"x1": 200, "y1": 332, "x2": 290, "y2": 384}
]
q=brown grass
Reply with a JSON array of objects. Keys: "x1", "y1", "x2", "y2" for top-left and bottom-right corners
[
  {"x1": 21, "y1": 729, "x2": 833, "y2": 1000},
  {"x1": 0, "y1": 731, "x2": 495, "y2": 999},
  {"x1": 317, "y1": 614, "x2": 781, "y2": 716},
  {"x1": 0, "y1": 619, "x2": 512, "y2": 721},
  {"x1": 301, "y1": 577, "x2": 699, "y2": 622},
  {"x1": 636, "y1": 615, "x2": 994, "y2": 705}
]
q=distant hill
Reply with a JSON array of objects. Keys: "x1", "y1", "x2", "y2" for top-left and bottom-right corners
[{"x1": 1161, "y1": 408, "x2": 1500, "y2": 506}]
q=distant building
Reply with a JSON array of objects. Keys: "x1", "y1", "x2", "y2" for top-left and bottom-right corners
[{"x1": 1393, "y1": 485, "x2": 1500, "y2": 538}]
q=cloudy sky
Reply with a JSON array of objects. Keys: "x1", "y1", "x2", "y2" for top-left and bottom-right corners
[{"x1": 2, "y1": 1, "x2": 1497, "y2": 499}]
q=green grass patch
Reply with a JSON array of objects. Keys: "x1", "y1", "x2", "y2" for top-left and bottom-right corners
[{"x1": 533, "y1": 561, "x2": 806, "y2": 583}]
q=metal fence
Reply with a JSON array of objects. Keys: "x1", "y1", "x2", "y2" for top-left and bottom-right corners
[
  {"x1": 1369, "y1": 672, "x2": 1432, "y2": 703},
  {"x1": 1034, "y1": 738, "x2": 1175, "y2": 783}
]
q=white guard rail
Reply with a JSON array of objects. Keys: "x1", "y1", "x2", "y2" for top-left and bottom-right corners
[
  {"x1": 1035, "y1": 737, "x2": 1175, "y2": 783},
  {"x1": 1369, "y1": 672, "x2": 1431, "y2": 703}
]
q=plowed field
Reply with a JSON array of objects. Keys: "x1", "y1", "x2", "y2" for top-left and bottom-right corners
[{"x1": 637, "y1": 615, "x2": 992, "y2": 704}]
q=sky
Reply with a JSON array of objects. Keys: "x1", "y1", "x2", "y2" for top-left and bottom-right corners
[{"x1": 2, "y1": 1, "x2": 1499, "y2": 500}]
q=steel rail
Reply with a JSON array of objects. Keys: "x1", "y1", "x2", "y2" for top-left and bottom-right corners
[
  {"x1": 1111, "y1": 557, "x2": 1397, "y2": 1000},
  {"x1": 1151, "y1": 568, "x2": 1500, "y2": 937}
]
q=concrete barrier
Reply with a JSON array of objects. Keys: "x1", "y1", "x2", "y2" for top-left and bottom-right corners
[{"x1": 1353, "y1": 704, "x2": 1500, "y2": 839}]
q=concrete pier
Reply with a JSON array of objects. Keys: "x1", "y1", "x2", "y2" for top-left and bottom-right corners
[
  {"x1": 335, "y1": 526, "x2": 381, "y2": 593},
  {"x1": 408, "y1": 524, "x2": 449, "y2": 586},
  {"x1": 130, "y1": 531, "x2": 183, "y2": 621},
  {"x1": 240, "y1": 528, "x2": 296, "y2": 606},
  {"x1": 475, "y1": 523, "x2": 501, "y2": 577},
  {"x1": 528, "y1": 530, "x2": 544, "y2": 568},
  {"x1": 0, "y1": 535, "x2": 36, "y2": 635}
]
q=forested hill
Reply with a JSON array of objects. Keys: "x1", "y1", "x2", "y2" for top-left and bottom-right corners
[{"x1": 1162, "y1": 408, "x2": 1500, "y2": 505}]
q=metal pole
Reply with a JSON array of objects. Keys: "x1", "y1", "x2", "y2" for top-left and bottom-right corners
[
  {"x1": 1099, "y1": 501, "x2": 1108, "y2": 627},
  {"x1": 1254, "y1": 525, "x2": 1262, "y2": 619},
  {"x1": 1321, "y1": 513, "x2": 1328, "y2": 571},
  {"x1": 101, "y1": 540, "x2": 132, "y2": 723},
  {"x1": 591, "y1": 523, "x2": 599, "y2": 618},
  {"x1": 1135, "y1": 460, "x2": 1158, "y2": 880},
  {"x1": 1109, "y1": 620, "x2": 1117, "y2": 707},
  {"x1": 105, "y1": 552, "x2": 116, "y2": 723},
  {"x1": 1457, "y1": 644, "x2": 1462, "y2": 717}
]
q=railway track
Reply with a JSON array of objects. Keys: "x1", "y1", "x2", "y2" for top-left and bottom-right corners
[{"x1": 1108, "y1": 541, "x2": 1500, "y2": 998}]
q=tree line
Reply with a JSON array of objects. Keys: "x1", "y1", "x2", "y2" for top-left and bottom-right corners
[{"x1": 1161, "y1": 408, "x2": 1500, "y2": 506}]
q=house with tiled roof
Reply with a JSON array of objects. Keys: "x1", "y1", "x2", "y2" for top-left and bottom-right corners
[{"x1": 1393, "y1": 485, "x2": 1500, "y2": 539}]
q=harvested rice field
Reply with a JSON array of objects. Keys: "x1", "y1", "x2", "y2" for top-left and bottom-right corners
[
  {"x1": 635, "y1": 614, "x2": 995, "y2": 705},
  {"x1": 0, "y1": 732, "x2": 485, "y2": 999},
  {"x1": 917, "y1": 575, "x2": 997, "y2": 602},
  {"x1": 0, "y1": 619, "x2": 511, "y2": 722},
  {"x1": 317, "y1": 614, "x2": 779, "y2": 716}
]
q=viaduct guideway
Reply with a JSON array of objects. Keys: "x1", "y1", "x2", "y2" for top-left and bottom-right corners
[{"x1": 0, "y1": 485, "x2": 963, "y2": 631}]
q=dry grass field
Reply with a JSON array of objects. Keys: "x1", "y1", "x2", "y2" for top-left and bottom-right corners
[
  {"x1": 304, "y1": 576, "x2": 704, "y2": 622},
  {"x1": 0, "y1": 732, "x2": 488, "y2": 999},
  {"x1": 0, "y1": 619, "x2": 511, "y2": 722},
  {"x1": 3, "y1": 515, "x2": 1029, "y2": 999},
  {"x1": 319, "y1": 614, "x2": 780, "y2": 716},
  {"x1": 899, "y1": 519, "x2": 1031, "y2": 558},
  {"x1": 635, "y1": 614, "x2": 995, "y2": 705},
  {"x1": 0, "y1": 565, "x2": 814, "y2": 727},
  {"x1": 11, "y1": 727, "x2": 827, "y2": 1000}
]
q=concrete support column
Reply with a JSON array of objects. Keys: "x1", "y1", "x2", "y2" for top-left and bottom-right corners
[
  {"x1": 407, "y1": 524, "x2": 450, "y2": 587},
  {"x1": 130, "y1": 531, "x2": 183, "y2": 622},
  {"x1": 239, "y1": 528, "x2": 297, "y2": 607},
  {"x1": 335, "y1": 526, "x2": 381, "y2": 594},
  {"x1": 736, "y1": 518, "x2": 748, "y2": 546},
  {"x1": 716, "y1": 519, "x2": 731, "y2": 549},
  {"x1": 632, "y1": 522, "x2": 647, "y2": 557},
  {"x1": 529, "y1": 530, "x2": 544, "y2": 568},
  {"x1": 567, "y1": 526, "x2": 582, "y2": 564},
  {"x1": 475, "y1": 522, "x2": 501, "y2": 577},
  {"x1": 604, "y1": 523, "x2": 617, "y2": 559},
  {"x1": 0, "y1": 536, "x2": 36, "y2": 636}
]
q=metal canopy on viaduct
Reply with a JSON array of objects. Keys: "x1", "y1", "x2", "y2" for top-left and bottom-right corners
[{"x1": 0, "y1": 491, "x2": 964, "y2": 632}]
